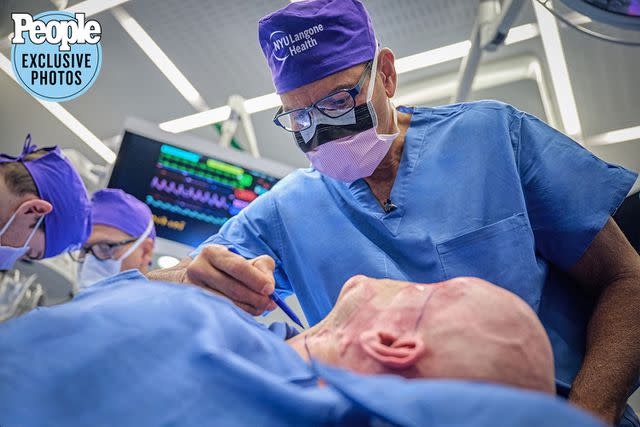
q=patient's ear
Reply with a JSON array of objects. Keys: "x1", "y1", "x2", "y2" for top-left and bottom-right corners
[{"x1": 359, "y1": 330, "x2": 425, "y2": 370}]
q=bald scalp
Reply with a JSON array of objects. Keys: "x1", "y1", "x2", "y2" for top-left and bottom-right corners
[
  {"x1": 287, "y1": 275, "x2": 556, "y2": 394},
  {"x1": 421, "y1": 277, "x2": 555, "y2": 394}
]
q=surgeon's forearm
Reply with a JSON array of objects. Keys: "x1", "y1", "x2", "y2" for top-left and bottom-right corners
[
  {"x1": 568, "y1": 275, "x2": 640, "y2": 424},
  {"x1": 146, "y1": 257, "x2": 191, "y2": 284}
]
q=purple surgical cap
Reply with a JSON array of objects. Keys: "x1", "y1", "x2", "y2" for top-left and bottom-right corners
[
  {"x1": 0, "y1": 135, "x2": 92, "y2": 258},
  {"x1": 91, "y1": 189, "x2": 156, "y2": 241},
  {"x1": 258, "y1": 0, "x2": 376, "y2": 94}
]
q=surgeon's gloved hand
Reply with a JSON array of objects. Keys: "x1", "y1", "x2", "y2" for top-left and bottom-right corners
[{"x1": 182, "y1": 245, "x2": 278, "y2": 315}]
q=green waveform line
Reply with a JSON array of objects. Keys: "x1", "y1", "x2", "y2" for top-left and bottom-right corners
[
  {"x1": 206, "y1": 159, "x2": 244, "y2": 176},
  {"x1": 158, "y1": 154, "x2": 253, "y2": 188},
  {"x1": 159, "y1": 152, "x2": 242, "y2": 177},
  {"x1": 157, "y1": 160, "x2": 251, "y2": 189},
  {"x1": 159, "y1": 154, "x2": 234, "y2": 177}
]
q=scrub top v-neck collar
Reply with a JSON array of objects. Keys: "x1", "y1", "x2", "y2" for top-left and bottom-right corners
[{"x1": 344, "y1": 106, "x2": 428, "y2": 235}]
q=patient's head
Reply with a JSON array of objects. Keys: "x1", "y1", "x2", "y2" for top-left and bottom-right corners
[{"x1": 287, "y1": 276, "x2": 555, "y2": 394}]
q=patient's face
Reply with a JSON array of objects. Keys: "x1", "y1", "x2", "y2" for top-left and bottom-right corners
[{"x1": 301, "y1": 276, "x2": 555, "y2": 394}]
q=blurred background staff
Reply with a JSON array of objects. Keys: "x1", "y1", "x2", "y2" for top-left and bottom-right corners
[{"x1": 74, "y1": 188, "x2": 155, "y2": 290}]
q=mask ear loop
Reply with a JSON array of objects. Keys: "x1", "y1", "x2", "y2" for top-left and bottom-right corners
[
  {"x1": 117, "y1": 219, "x2": 154, "y2": 261},
  {"x1": 366, "y1": 50, "x2": 378, "y2": 102},
  {"x1": 365, "y1": 48, "x2": 400, "y2": 136},
  {"x1": 23, "y1": 215, "x2": 44, "y2": 249},
  {"x1": 365, "y1": 48, "x2": 380, "y2": 131},
  {"x1": 0, "y1": 211, "x2": 19, "y2": 238},
  {"x1": 0, "y1": 206, "x2": 45, "y2": 245}
]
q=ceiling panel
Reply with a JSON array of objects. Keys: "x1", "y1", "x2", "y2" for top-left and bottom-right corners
[
  {"x1": 363, "y1": 0, "x2": 479, "y2": 57},
  {"x1": 560, "y1": 23, "x2": 640, "y2": 137},
  {"x1": 60, "y1": 12, "x2": 215, "y2": 141},
  {"x1": 124, "y1": 0, "x2": 285, "y2": 106},
  {"x1": 250, "y1": 108, "x2": 308, "y2": 168},
  {"x1": 473, "y1": 79, "x2": 547, "y2": 119},
  {"x1": 0, "y1": 0, "x2": 54, "y2": 36},
  {"x1": 121, "y1": 0, "x2": 503, "y2": 108},
  {"x1": 0, "y1": 69, "x2": 99, "y2": 160}
]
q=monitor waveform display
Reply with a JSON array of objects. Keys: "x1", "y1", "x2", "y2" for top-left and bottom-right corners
[
  {"x1": 146, "y1": 196, "x2": 230, "y2": 226},
  {"x1": 108, "y1": 132, "x2": 281, "y2": 248},
  {"x1": 150, "y1": 176, "x2": 231, "y2": 209}
]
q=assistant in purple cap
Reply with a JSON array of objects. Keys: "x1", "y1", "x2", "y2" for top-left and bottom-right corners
[
  {"x1": 0, "y1": 135, "x2": 91, "y2": 270},
  {"x1": 150, "y1": 2, "x2": 640, "y2": 424},
  {"x1": 74, "y1": 188, "x2": 155, "y2": 289}
]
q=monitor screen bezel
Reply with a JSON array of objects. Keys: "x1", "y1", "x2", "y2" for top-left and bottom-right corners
[{"x1": 105, "y1": 117, "x2": 295, "y2": 257}]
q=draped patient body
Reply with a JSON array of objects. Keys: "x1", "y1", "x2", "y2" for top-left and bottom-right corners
[
  {"x1": 287, "y1": 276, "x2": 556, "y2": 394},
  {"x1": 1, "y1": 273, "x2": 599, "y2": 427}
]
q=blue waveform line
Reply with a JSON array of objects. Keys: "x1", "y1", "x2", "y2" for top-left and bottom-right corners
[
  {"x1": 254, "y1": 185, "x2": 268, "y2": 196},
  {"x1": 146, "y1": 196, "x2": 229, "y2": 226},
  {"x1": 150, "y1": 176, "x2": 231, "y2": 209},
  {"x1": 160, "y1": 144, "x2": 200, "y2": 163}
]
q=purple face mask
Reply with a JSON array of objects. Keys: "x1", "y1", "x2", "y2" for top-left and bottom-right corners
[{"x1": 306, "y1": 53, "x2": 399, "y2": 182}]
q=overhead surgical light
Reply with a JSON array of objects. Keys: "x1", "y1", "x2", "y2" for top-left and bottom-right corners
[
  {"x1": 243, "y1": 92, "x2": 281, "y2": 114},
  {"x1": 588, "y1": 125, "x2": 640, "y2": 145},
  {"x1": 394, "y1": 41, "x2": 472, "y2": 74},
  {"x1": 557, "y1": 0, "x2": 640, "y2": 29},
  {"x1": 536, "y1": 0, "x2": 640, "y2": 45},
  {"x1": 160, "y1": 106, "x2": 232, "y2": 133}
]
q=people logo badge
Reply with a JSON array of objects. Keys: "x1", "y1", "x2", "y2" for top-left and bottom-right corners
[{"x1": 11, "y1": 11, "x2": 102, "y2": 102}]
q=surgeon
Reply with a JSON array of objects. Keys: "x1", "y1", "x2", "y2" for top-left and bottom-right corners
[
  {"x1": 0, "y1": 136, "x2": 92, "y2": 320},
  {"x1": 74, "y1": 188, "x2": 155, "y2": 290},
  {"x1": 0, "y1": 271, "x2": 604, "y2": 427},
  {"x1": 148, "y1": 0, "x2": 640, "y2": 424},
  {"x1": 0, "y1": 136, "x2": 91, "y2": 266}
]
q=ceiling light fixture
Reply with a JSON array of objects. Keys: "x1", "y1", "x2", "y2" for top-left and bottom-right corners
[
  {"x1": 67, "y1": 0, "x2": 131, "y2": 17},
  {"x1": 111, "y1": 6, "x2": 208, "y2": 112},
  {"x1": 588, "y1": 125, "x2": 640, "y2": 146}
]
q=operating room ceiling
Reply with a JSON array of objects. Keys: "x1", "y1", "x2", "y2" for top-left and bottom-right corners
[{"x1": 0, "y1": 0, "x2": 638, "y2": 188}]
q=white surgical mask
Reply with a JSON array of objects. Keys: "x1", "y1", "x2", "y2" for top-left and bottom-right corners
[
  {"x1": 0, "y1": 210, "x2": 45, "y2": 271},
  {"x1": 76, "y1": 219, "x2": 153, "y2": 290}
]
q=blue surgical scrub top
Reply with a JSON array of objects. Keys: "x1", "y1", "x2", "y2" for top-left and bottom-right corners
[
  {"x1": 0, "y1": 271, "x2": 604, "y2": 427},
  {"x1": 192, "y1": 101, "x2": 638, "y2": 389}
]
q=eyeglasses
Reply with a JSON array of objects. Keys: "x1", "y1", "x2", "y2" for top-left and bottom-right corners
[
  {"x1": 273, "y1": 61, "x2": 372, "y2": 133},
  {"x1": 69, "y1": 237, "x2": 137, "y2": 263}
]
